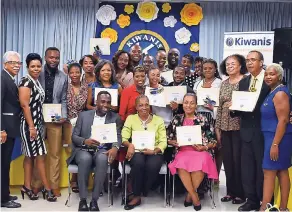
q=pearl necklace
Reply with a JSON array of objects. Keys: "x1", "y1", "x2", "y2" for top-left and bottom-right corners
[
  {"x1": 263, "y1": 84, "x2": 283, "y2": 106},
  {"x1": 138, "y1": 114, "x2": 151, "y2": 130}
]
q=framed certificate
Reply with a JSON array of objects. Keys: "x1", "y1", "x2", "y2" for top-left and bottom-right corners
[
  {"x1": 145, "y1": 87, "x2": 166, "y2": 107},
  {"x1": 164, "y1": 86, "x2": 187, "y2": 104},
  {"x1": 176, "y1": 125, "x2": 202, "y2": 146},
  {"x1": 160, "y1": 70, "x2": 173, "y2": 83},
  {"x1": 132, "y1": 131, "x2": 155, "y2": 150},
  {"x1": 91, "y1": 123, "x2": 117, "y2": 144},
  {"x1": 197, "y1": 88, "x2": 220, "y2": 106},
  {"x1": 43, "y1": 104, "x2": 62, "y2": 122},
  {"x1": 230, "y1": 91, "x2": 258, "y2": 112},
  {"x1": 94, "y1": 88, "x2": 118, "y2": 106}
]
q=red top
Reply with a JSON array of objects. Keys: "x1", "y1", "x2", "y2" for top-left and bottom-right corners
[{"x1": 119, "y1": 84, "x2": 141, "y2": 121}]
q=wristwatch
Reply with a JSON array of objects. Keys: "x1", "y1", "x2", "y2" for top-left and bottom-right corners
[{"x1": 113, "y1": 145, "x2": 120, "y2": 150}]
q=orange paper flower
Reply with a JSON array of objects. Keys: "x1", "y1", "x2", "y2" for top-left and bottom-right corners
[
  {"x1": 117, "y1": 14, "x2": 130, "y2": 28},
  {"x1": 180, "y1": 3, "x2": 203, "y2": 26},
  {"x1": 101, "y1": 28, "x2": 118, "y2": 44}
]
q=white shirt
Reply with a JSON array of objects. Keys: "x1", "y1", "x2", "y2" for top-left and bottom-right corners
[{"x1": 93, "y1": 113, "x2": 106, "y2": 125}]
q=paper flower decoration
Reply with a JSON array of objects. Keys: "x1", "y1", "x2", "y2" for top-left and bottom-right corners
[
  {"x1": 124, "y1": 5, "x2": 134, "y2": 14},
  {"x1": 101, "y1": 28, "x2": 118, "y2": 44},
  {"x1": 190, "y1": 42, "x2": 200, "y2": 52},
  {"x1": 136, "y1": 2, "x2": 159, "y2": 23},
  {"x1": 180, "y1": 3, "x2": 203, "y2": 26},
  {"x1": 163, "y1": 16, "x2": 177, "y2": 28},
  {"x1": 117, "y1": 14, "x2": 131, "y2": 28},
  {"x1": 175, "y1": 27, "x2": 192, "y2": 44},
  {"x1": 162, "y1": 3, "x2": 171, "y2": 13},
  {"x1": 96, "y1": 5, "x2": 117, "y2": 26}
]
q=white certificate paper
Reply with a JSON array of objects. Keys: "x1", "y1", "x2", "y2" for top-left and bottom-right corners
[
  {"x1": 176, "y1": 125, "x2": 202, "y2": 146},
  {"x1": 230, "y1": 91, "x2": 258, "y2": 112},
  {"x1": 43, "y1": 104, "x2": 62, "y2": 122},
  {"x1": 197, "y1": 88, "x2": 220, "y2": 106},
  {"x1": 161, "y1": 70, "x2": 173, "y2": 83},
  {"x1": 95, "y1": 88, "x2": 118, "y2": 106},
  {"x1": 132, "y1": 131, "x2": 155, "y2": 150},
  {"x1": 164, "y1": 86, "x2": 187, "y2": 104},
  {"x1": 90, "y1": 38, "x2": 110, "y2": 56},
  {"x1": 91, "y1": 123, "x2": 117, "y2": 144},
  {"x1": 145, "y1": 87, "x2": 166, "y2": 107}
]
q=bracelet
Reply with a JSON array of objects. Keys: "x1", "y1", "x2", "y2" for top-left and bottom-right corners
[
  {"x1": 273, "y1": 143, "x2": 278, "y2": 146},
  {"x1": 29, "y1": 127, "x2": 36, "y2": 130},
  {"x1": 205, "y1": 146, "x2": 209, "y2": 151}
]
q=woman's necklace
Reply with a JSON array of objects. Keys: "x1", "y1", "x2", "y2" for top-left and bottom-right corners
[
  {"x1": 138, "y1": 114, "x2": 151, "y2": 130},
  {"x1": 202, "y1": 78, "x2": 215, "y2": 88},
  {"x1": 263, "y1": 84, "x2": 283, "y2": 106},
  {"x1": 270, "y1": 84, "x2": 283, "y2": 94}
]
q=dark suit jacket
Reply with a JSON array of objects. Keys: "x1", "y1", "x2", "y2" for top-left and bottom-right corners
[
  {"x1": 39, "y1": 68, "x2": 68, "y2": 119},
  {"x1": 1, "y1": 70, "x2": 21, "y2": 138},
  {"x1": 234, "y1": 75, "x2": 270, "y2": 142},
  {"x1": 66, "y1": 110, "x2": 123, "y2": 165}
]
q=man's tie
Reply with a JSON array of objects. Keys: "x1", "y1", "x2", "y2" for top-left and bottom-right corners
[{"x1": 250, "y1": 78, "x2": 257, "y2": 92}]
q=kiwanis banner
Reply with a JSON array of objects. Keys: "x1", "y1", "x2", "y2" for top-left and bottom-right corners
[
  {"x1": 95, "y1": 2, "x2": 203, "y2": 60},
  {"x1": 223, "y1": 31, "x2": 275, "y2": 65}
]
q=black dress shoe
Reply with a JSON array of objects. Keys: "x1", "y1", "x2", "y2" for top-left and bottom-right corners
[
  {"x1": 232, "y1": 198, "x2": 246, "y2": 204},
  {"x1": 221, "y1": 196, "x2": 234, "y2": 202},
  {"x1": 124, "y1": 200, "x2": 141, "y2": 210},
  {"x1": 90, "y1": 200, "x2": 100, "y2": 211},
  {"x1": 1, "y1": 200, "x2": 21, "y2": 208},
  {"x1": 238, "y1": 202, "x2": 260, "y2": 211},
  {"x1": 78, "y1": 200, "x2": 89, "y2": 211},
  {"x1": 184, "y1": 200, "x2": 192, "y2": 207},
  {"x1": 9, "y1": 195, "x2": 18, "y2": 201}
]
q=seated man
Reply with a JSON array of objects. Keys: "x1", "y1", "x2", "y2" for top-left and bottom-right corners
[{"x1": 67, "y1": 91, "x2": 122, "y2": 211}]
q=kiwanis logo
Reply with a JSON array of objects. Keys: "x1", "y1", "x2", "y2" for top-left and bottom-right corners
[{"x1": 119, "y1": 30, "x2": 169, "y2": 55}]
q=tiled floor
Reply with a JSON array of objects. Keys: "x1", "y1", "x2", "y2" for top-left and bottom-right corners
[{"x1": 3, "y1": 171, "x2": 242, "y2": 211}]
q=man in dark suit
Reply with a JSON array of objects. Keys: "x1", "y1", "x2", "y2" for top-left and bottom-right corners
[
  {"x1": 232, "y1": 51, "x2": 270, "y2": 211},
  {"x1": 1, "y1": 51, "x2": 22, "y2": 208},
  {"x1": 67, "y1": 91, "x2": 122, "y2": 211}
]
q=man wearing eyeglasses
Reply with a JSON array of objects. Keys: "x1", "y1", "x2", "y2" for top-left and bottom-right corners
[{"x1": 1, "y1": 51, "x2": 22, "y2": 208}]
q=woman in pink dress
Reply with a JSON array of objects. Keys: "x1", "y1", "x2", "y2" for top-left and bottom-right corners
[{"x1": 167, "y1": 93, "x2": 218, "y2": 211}]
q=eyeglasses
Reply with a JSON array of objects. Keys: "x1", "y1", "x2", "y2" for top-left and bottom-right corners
[
  {"x1": 6, "y1": 61, "x2": 23, "y2": 65},
  {"x1": 246, "y1": 58, "x2": 260, "y2": 64}
]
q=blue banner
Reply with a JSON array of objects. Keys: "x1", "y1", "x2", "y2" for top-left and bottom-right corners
[{"x1": 95, "y1": 2, "x2": 202, "y2": 60}]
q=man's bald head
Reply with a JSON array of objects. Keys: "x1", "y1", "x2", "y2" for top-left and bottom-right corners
[
  {"x1": 167, "y1": 48, "x2": 180, "y2": 68},
  {"x1": 130, "y1": 44, "x2": 142, "y2": 64}
]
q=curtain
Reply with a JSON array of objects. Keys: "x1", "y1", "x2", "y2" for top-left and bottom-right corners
[{"x1": 1, "y1": 0, "x2": 99, "y2": 81}]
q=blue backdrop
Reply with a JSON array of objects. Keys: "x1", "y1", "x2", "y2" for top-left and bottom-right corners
[{"x1": 95, "y1": 2, "x2": 200, "y2": 61}]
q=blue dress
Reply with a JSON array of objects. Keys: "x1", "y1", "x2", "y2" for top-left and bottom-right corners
[
  {"x1": 261, "y1": 86, "x2": 292, "y2": 170},
  {"x1": 88, "y1": 81, "x2": 119, "y2": 106}
]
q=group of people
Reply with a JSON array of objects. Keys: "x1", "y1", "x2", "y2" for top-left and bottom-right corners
[{"x1": 1, "y1": 45, "x2": 291, "y2": 212}]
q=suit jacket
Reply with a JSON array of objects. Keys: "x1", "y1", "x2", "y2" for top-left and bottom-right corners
[
  {"x1": 66, "y1": 110, "x2": 122, "y2": 165},
  {"x1": 1, "y1": 70, "x2": 21, "y2": 138},
  {"x1": 234, "y1": 75, "x2": 270, "y2": 142},
  {"x1": 39, "y1": 68, "x2": 68, "y2": 119}
]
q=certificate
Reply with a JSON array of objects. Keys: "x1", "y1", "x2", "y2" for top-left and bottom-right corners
[
  {"x1": 90, "y1": 38, "x2": 110, "y2": 56},
  {"x1": 94, "y1": 88, "x2": 118, "y2": 106},
  {"x1": 176, "y1": 125, "x2": 202, "y2": 146},
  {"x1": 145, "y1": 87, "x2": 166, "y2": 107},
  {"x1": 160, "y1": 70, "x2": 173, "y2": 83},
  {"x1": 43, "y1": 104, "x2": 62, "y2": 122},
  {"x1": 91, "y1": 123, "x2": 117, "y2": 144},
  {"x1": 164, "y1": 86, "x2": 187, "y2": 104},
  {"x1": 132, "y1": 131, "x2": 155, "y2": 150},
  {"x1": 230, "y1": 91, "x2": 258, "y2": 112},
  {"x1": 197, "y1": 88, "x2": 220, "y2": 106}
]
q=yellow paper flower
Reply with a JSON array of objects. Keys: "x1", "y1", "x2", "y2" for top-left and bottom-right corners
[
  {"x1": 190, "y1": 43, "x2": 200, "y2": 52},
  {"x1": 162, "y1": 3, "x2": 171, "y2": 13},
  {"x1": 124, "y1": 5, "x2": 134, "y2": 14},
  {"x1": 101, "y1": 28, "x2": 118, "y2": 44},
  {"x1": 117, "y1": 14, "x2": 130, "y2": 28},
  {"x1": 180, "y1": 3, "x2": 203, "y2": 26},
  {"x1": 136, "y1": 2, "x2": 159, "y2": 23}
]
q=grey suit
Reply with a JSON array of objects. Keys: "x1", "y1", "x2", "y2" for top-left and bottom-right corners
[
  {"x1": 67, "y1": 110, "x2": 122, "y2": 200},
  {"x1": 39, "y1": 68, "x2": 68, "y2": 118}
]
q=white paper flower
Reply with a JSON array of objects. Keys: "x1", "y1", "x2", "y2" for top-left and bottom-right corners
[
  {"x1": 136, "y1": 2, "x2": 159, "y2": 23},
  {"x1": 163, "y1": 16, "x2": 177, "y2": 28},
  {"x1": 96, "y1": 5, "x2": 117, "y2": 26},
  {"x1": 175, "y1": 27, "x2": 192, "y2": 44}
]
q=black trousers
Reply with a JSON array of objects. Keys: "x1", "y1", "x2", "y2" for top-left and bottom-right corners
[
  {"x1": 241, "y1": 132, "x2": 264, "y2": 205},
  {"x1": 221, "y1": 131, "x2": 244, "y2": 199},
  {"x1": 1, "y1": 137, "x2": 15, "y2": 203},
  {"x1": 130, "y1": 153, "x2": 163, "y2": 196}
]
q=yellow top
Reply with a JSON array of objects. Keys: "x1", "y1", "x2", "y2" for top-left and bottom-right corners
[{"x1": 122, "y1": 114, "x2": 167, "y2": 153}]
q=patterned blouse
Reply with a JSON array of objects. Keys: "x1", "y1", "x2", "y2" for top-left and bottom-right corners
[
  {"x1": 167, "y1": 114, "x2": 217, "y2": 154},
  {"x1": 215, "y1": 78, "x2": 241, "y2": 131},
  {"x1": 67, "y1": 80, "x2": 88, "y2": 119}
]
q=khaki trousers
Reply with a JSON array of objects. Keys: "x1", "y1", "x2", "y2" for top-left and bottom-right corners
[{"x1": 32, "y1": 122, "x2": 72, "y2": 189}]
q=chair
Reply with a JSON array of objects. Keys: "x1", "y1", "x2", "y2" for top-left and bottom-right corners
[
  {"x1": 122, "y1": 162, "x2": 168, "y2": 207},
  {"x1": 65, "y1": 164, "x2": 114, "y2": 207}
]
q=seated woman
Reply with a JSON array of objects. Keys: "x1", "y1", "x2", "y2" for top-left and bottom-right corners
[
  {"x1": 167, "y1": 93, "x2": 218, "y2": 211},
  {"x1": 122, "y1": 95, "x2": 167, "y2": 210}
]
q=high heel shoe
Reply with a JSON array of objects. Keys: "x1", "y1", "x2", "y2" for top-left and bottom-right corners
[
  {"x1": 20, "y1": 186, "x2": 39, "y2": 200},
  {"x1": 193, "y1": 204, "x2": 202, "y2": 211},
  {"x1": 41, "y1": 188, "x2": 57, "y2": 202}
]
